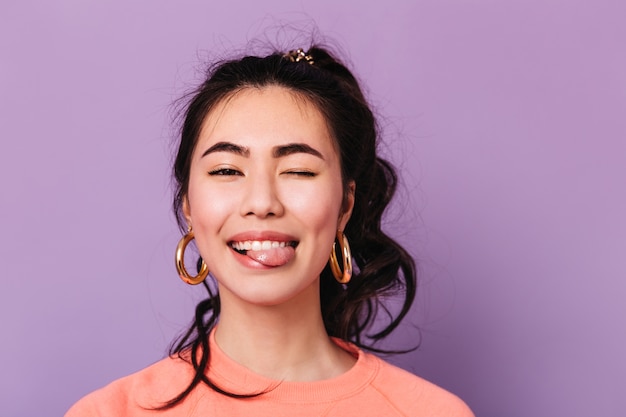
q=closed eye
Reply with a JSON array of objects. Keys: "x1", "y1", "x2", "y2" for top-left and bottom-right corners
[
  {"x1": 209, "y1": 168, "x2": 243, "y2": 176},
  {"x1": 283, "y1": 170, "x2": 317, "y2": 177}
]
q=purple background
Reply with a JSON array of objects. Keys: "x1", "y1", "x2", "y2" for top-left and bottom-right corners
[{"x1": 2, "y1": 1, "x2": 625, "y2": 416}]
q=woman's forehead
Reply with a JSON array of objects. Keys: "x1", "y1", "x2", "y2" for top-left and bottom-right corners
[{"x1": 197, "y1": 86, "x2": 337, "y2": 155}]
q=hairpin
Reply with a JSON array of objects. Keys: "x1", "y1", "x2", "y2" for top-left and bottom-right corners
[{"x1": 284, "y1": 49, "x2": 314, "y2": 65}]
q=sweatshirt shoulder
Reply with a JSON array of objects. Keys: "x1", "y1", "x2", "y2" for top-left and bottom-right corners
[
  {"x1": 64, "y1": 355, "x2": 193, "y2": 417},
  {"x1": 368, "y1": 354, "x2": 474, "y2": 417}
]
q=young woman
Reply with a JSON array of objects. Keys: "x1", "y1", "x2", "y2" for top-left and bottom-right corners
[{"x1": 66, "y1": 46, "x2": 473, "y2": 416}]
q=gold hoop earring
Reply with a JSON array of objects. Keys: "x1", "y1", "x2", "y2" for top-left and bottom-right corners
[
  {"x1": 175, "y1": 227, "x2": 209, "y2": 285},
  {"x1": 329, "y1": 230, "x2": 352, "y2": 284}
]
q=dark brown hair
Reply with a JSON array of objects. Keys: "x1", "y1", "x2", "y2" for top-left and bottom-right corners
[{"x1": 165, "y1": 45, "x2": 416, "y2": 408}]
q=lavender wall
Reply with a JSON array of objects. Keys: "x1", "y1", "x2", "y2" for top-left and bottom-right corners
[{"x1": 2, "y1": 1, "x2": 624, "y2": 416}]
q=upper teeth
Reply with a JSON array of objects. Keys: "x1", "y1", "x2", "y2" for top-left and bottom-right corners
[{"x1": 231, "y1": 240, "x2": 288, "y2": 251}]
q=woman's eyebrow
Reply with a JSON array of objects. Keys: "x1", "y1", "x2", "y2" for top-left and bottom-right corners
[
  {"x1": 201, "y1": 142, "x2": 250, "y2": 158},
  {"x1": 273, "y1": 143, "x2": 325, "y2": 160}
]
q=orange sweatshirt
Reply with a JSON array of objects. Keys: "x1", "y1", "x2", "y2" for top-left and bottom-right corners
[{"x1": 65, "y1": 332, "x2": 473, "y2": 416}]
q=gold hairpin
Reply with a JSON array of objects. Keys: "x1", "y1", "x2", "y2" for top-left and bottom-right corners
[{"x1": 284, "y1": 49, "x2": 314, "y2": 65}]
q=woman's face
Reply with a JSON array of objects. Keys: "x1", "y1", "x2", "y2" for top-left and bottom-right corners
[{"x1": 184, "y1": 86, "x2": 354, "y2": 308}]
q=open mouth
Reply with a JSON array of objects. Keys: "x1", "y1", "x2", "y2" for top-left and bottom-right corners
[{"x1": 229, "y1": 240, "x2": 298, "y2": 255}]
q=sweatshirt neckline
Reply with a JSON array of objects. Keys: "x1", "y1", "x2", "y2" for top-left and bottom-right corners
[{"x1": 205, "y1": 328, "x2": 379, "y2": 403}]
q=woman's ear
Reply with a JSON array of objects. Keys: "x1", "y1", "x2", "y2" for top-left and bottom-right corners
[
  {"x1": 339, "y1": 180, "x2": 356, "y2": 231},
  {"x1": 182, "y1": 196, "x2": 192, "y2": 227}
]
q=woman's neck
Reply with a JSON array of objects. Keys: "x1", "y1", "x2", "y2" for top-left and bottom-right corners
[{"x1": 214, "y1": 282, "x2": 356, "y2": 382}]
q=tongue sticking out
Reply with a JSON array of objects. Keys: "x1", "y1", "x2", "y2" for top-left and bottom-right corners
[{"x1": 246, "y1": 245, "x2": 296, "y2": 267}]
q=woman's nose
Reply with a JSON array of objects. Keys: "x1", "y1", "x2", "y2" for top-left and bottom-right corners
[{"x1": 240, "y1": 173, "x2": 284, "y2": 218}]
